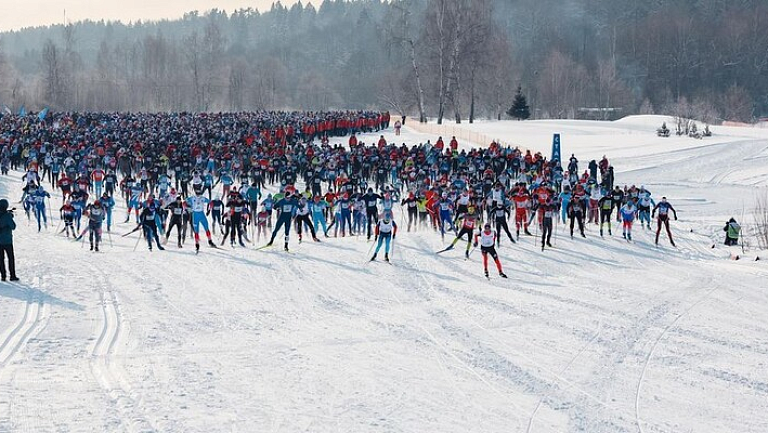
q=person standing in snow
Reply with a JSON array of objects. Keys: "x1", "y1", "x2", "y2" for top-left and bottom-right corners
[
  {"x1": 652, "y1": 197, "x2": 678, "y2": 246},
  {"x1": 0, "y1": 199, "x2": 19, "y2": 282},
  {"x1": 724, "y1": 218, "x2": 741, "y2": 246}
]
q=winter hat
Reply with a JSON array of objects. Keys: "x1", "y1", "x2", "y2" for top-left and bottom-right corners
[{"x1": 0, "y1": 199, "x2": 8, "y2": 212}]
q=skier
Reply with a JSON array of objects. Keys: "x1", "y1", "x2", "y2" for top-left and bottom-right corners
[
  {"x1": 209, "y1": 195, "x2": 224, "y2": 235},
  {"x1": 598, "y1": 190, "x2": 614, "y2": 237},
  {"x1": 227, "y1": 193, "x2": 247, "y2": 247},
  {"x1": 401, "y1": 192, "x2": 419, "y2": 232},
  {"x1": 265, "y1": 192, "x2": 299, "y2": 251},
  {"x1": 652, "y1": 197, "x2": 678, "y2": 246},
  {"x1": 491, "y1": 202, "x2": 516, "y2": 245},
  {"x1": 361, "y1": 188, "x2": 382, "y2": 240},
  {"x1": 59, "y1": 200, "x2": 76, "y2": 238},
  {"x1": 32, "y1": 185, "x2": 51, "y2": 232},
  {"x1": 441, "y1": 205, "x2": 479, "y2": 258},
  {"x1": 636, "y1": 186, "x2": 655, "y2": 229},
  {"x1": 511, "y1": 186, "x2": 532, "y2": 237},
  {"x1": 186, "y1": 190, "x2": 216, "y2": 252},
  {"x1": 82, "y1": 200, "x2": 105, "y2": 251},
  {"x1": 619, "y1": 200, "x2": 637, "y2": 241},
  {"x1": 540, "y1": 198, "x2": 557, "y2": 251},
  {"x1": 165, "y1": 196, "x2": 186, "y2": 247},
  {"x1": 567, "y1": 198, "x2": 586, "y2": 238},
  {"x1": 137, "y1": 202, "x2": 165, "y2": 251},
  {"x1": 310, "y1": 195, "x2": 330, "y2": 237},
  {"x1": 100, "y1": 192, "x2": 115, "y2": 232},
  {"x1": 370, "y1": 215, "x2": 397, "y2": 262},
  {"x1": 473, "y1": 223, "x2": 508, "y2": 278}
]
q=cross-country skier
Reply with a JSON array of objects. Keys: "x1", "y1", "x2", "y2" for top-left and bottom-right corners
[
  {"x1": 134, "y1": 201, "x2": 165, "y2": 251},
  {"x1": 361, "y1": 188, "x2": 382, "y2": 240},
  {"x1": 100, "y1": 192, "x2": 115, "y2": 232},
  {"x1": 82, "y1": 200, "x2": 105, "y2": 251},
  {"x1": 473, "y1": 223, "x2": 508, "y2": 278},
  {"x1": 442, "y1": 204, "x2": 479, "y2": 258},
  {"x1": 310, "y1": 195, "x2": 330, "y2": 237},
  {"x1": 186, "y1": 190, "x2": 216, "y2": 252},
  {"x1": 619, "y1": 200, "x2": 637, "y2": 241},
  {"x1": 165, "y1": 196, "x2": 185, "y2": 247},
  {"x1": 636, "y1": 186, "x2": 655, "y2": 229},
  {"x1": 652, "y1": 197, "x2": 677, "y2": 246},
  {"x1": 567, "y1": 198, "x2": 586, "y2": 238},
  {"x1": 492, "y1": 202, "x2": 516, "y2": 246},
  {"x1": 370, "y1": 214, "x2": 397, "y2": 262},
  {"x1": 265, "y1": 192, "x2": 299, "y2": 251},
  {"x1": 32, "y1": 185, "x2": 50, "y2": 232},
  {"x1": 59, "y1": 200, "x2": 76, "y2": 238},
  {"x1": 598, "y1": 190, "x2": 614, "y2": 236},
  {"x1": 540, "y1": 198, "x2": 557, "y2": 251}
]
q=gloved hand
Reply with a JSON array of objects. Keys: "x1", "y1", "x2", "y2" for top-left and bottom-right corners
[
  {"x1": 393, "y1": 234, "x2": 396, "y2": 240},
  {"x1": 473, "y1": 242, "x2": 478, "y2": 248}
]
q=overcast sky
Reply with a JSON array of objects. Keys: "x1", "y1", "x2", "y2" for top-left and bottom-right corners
[{"x1": 1, "y1": 0, "x2": 307, "y2": 31}]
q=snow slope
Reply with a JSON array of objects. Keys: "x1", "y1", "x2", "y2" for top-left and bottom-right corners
[{"x1": 0, "y1": 117, "x2": 766, "y2": 433}]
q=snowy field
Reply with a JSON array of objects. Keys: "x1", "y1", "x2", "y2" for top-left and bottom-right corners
[{"x1": 0, "y1": 116, "x2": 767, "y2": 432}]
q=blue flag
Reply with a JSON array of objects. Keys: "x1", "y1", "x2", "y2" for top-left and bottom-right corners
[
  {"x1": 38, "y1": 107, "x2": 49, "y2": 121},
  {"x1": 18, "y1": 105, "x2": 26, "y2": 117},
  {"x1": 552, "y1": 133, "x2": 561, "y2": 166}
]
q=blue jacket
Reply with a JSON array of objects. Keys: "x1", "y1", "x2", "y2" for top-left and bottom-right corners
[{"x1": 0, "y1": 209, "x2": 16, "y2": 245}]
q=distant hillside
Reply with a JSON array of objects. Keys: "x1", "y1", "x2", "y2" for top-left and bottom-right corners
[{"x1": 0, "y1": 0, "x2": 766, "y2": 122}]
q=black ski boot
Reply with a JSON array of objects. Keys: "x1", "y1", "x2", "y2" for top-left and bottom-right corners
[
  {"x1": 499, "y1": 272, "x2": 508, "y2": 278},
  {"x1": 370, "y1": 253, "x2": 377, "y2": 261},
  {"x1": 90, "y1": 243, "x2": 94, "y2": 251},
  {"x1": 385, "y1": 253, "x2": 389, "y2": 262}
]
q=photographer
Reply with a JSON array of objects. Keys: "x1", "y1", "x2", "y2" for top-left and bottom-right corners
[{"x1": 0, "y1": 198, "x2": 18, "y2": 282}]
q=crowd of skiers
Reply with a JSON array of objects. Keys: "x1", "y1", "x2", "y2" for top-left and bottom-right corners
[{"x1": 1, "y1": 110, "x2": 685, "y2": 278}]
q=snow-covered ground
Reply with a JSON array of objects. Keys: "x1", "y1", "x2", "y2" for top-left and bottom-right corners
[{"x1": 0, "y1": 116, "x2": 766, "y2": 432}]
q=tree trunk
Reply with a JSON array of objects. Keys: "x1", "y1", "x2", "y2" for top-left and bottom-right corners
[{"x1": 408, "y1": 40, "x2": 427, "y2": 123}]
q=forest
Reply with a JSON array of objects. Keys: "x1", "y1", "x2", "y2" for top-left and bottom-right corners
[{"x1": 0, "y1": 0, "x2": 765, "y2": 123}]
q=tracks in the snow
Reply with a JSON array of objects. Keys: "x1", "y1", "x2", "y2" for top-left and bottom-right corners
[
  {"x1": 89, "y1": 270, "x2": 157, "y2": 433},
  {"x1": 0, "y1": 300, "x2": 48, "y2": 371},
  {"x1": 0, "y1": 278, "x2": 53, "y2": 429},
  {"x1": 634, "y1": 285, "x2": 720, "y2": 433}
]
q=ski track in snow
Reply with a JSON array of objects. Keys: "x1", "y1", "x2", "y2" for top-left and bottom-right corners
[{"x1": 0, "y1": 117, "x2": 767, "y2": 432}]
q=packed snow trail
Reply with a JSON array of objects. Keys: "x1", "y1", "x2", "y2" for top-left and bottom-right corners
[{"x1": 0, "y1": 117, "x2": 766, "y2": 432}]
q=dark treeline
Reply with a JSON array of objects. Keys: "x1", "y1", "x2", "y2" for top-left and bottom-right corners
[{"x1": 0, "y1": 0, "x2": 765, "y2": 123}]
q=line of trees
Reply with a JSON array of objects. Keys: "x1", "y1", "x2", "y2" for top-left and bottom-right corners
[{"x1": 0, "y1": 0, "x2": 766, "y2": 123}]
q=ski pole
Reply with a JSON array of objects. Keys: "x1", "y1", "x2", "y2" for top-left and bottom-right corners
[{"x1": 133, "y1": 228, "x2": 143, "y2": 252}]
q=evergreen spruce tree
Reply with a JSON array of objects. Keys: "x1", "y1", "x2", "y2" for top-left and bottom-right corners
[{"x1": 507, "y1": 85, "x2": 531, "y2": 120}]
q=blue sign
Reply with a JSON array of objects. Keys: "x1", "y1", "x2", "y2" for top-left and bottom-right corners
[{"x1": 552, "y1": 133, "x2": 561, "y2": 166}]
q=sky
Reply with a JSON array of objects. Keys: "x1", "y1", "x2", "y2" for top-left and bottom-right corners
[{"x1": 1, "y1": 0, "x2": 306, "y2": 32}]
